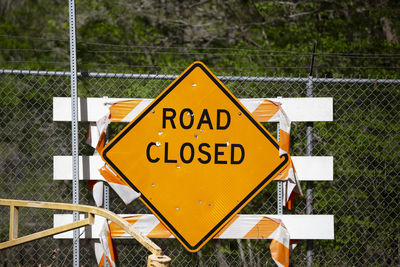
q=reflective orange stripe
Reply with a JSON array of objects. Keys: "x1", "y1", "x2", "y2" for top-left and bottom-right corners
[
  {"x1": 110, "y1": 100, "x2": 142, "y2": 121},
  {"x1": 252, "y1": 101, "x2": 279, "y2": 122},
  {"x1": 99, "y1": 166, "x2": 127, "y2": 186},
  {"x1": 96, "y1": 132, "x2": 107, "y2": 153},
  {"x1": 148, "y1": 223, "x2": 172, "y2": 238},
  {"x1": 108, "y1": 221, "x2": 126, "y2": 238},
  {"x1": 213, "y1": 215, "x2": 239, "y2": 238},
  {"x1": 279, "y1": 129, "x2": 290, "y2": 153},
  {"x1": 244, "y1": 217, "x2": 279, "y2": 238},
  {"x1": 98, "y1": 254, "x2": 105, "y2": 266},
  {"x1": 270, "y1": 239, "x2": 289, "y2": 267},
  {"x1": 109, "y1": 216, "x2": 140, "y2": 237},
  {"x1": 105, "y1": 226, "x2": 116, "y2": 265}
]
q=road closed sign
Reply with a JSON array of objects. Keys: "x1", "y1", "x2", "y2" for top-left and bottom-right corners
[{"x1": 101, "y1": 62, "x2": 289, "y2": 252}]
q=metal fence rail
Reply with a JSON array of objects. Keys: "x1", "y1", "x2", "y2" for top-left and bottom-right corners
[
  {"x1": 0, "y1": 69, "x2": 399, "y2": 266},
  {"x1": 2, "y1": 68, "x2": 400, "y2": 83}
]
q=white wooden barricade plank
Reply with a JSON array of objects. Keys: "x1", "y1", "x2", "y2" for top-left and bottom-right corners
[
  {"x1": 53, "y1": 97, "x2": 333, "y2": 122},
  {"x1": 53, "y1": 156, "x2": 105, "y2": 181},
  {"x1": 53, "y1": 214, "x2": 334, "y2": 240},
  {"x1": 54, "y1": 155, "x2": 333, "y2": 181},
  {"x1": 292, "y1": 156, "x2": 333, "y2": 181}
]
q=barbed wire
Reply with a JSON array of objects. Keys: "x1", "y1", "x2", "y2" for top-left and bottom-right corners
[
  {"x1": 0, "y1": 48, "x2": 65, "y2": 52},
  {"x1": 1, "y1": 35, "x2": 400, "y2": 58},
  {"x1": 2, "y1": 47, "x2": 400, "y2": 61},
  {"x1": 1, "y1": 60, "x2": 70, "y2": 65},
  {"x1": 2, "y1": 60, "x2": 399, "y2": 71},
  {"x1": 83, "y1": 50, "x2": 310, "y2": 57}
]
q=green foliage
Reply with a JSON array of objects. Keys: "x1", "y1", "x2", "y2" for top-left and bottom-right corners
[
  {"x1": 0, "y1": 0, "x2": 399, "y2": 76},
  {"x1": 0, "y1": 0, "x2": 399, "y2": 266}
]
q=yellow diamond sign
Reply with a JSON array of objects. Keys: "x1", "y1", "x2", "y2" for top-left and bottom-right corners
[{"x1": 101, "y1": 62, "x2": 289, "y2": 252}]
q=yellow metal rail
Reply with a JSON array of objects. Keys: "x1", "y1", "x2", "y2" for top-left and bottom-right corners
[{"x1": 0, "y1": 199, "x2": 171, "y2": 266}]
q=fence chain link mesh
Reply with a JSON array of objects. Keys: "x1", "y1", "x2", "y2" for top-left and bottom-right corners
[{"x1": 0, "y1": 69, "x2": 399, "y2": 266}]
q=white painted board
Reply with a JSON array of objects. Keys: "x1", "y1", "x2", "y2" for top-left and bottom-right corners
[
  {"x1": 53, "y1": 97, "x2": 333, "y2": 122},
  {"x1": 54, "y1": 155, "x2": 333, "y2": 181},
  {"x1": 291, "y1": 156, "x2": 333, "y2": 181},
  {"x1": 53, "y1": 214, "x2": 334, "y2": 240}
]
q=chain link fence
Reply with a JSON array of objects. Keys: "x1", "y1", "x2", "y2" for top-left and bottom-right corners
[{"x1": 0, "y1": 68, "x2": 399, "y2": 266}]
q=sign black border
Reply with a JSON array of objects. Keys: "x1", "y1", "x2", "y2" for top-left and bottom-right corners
[{"x1": 102, "y1": 62, "x2": 289, "y2": 251}]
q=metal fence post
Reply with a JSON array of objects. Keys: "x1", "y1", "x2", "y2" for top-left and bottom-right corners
[
  {"x1": 306, "y1": 41, "x2": 317, "y2": 267},
  {"x1": 104, "y1": 179, "x2": 110, "y2": 209},
  {"x1": 68, "y1": 0, "x2": 79, "y2": 266},
  {"x1": 103, "y1": 183, "x2": 110, "y2": 267},
  {"x1": 276, "y1": 97, "x2": 283, "y2": 215},
  {"x1": 306, "y1": 77, "x2": 314, "y2": 267},
  {"x1": 104, "y1": 111, "x2": 110, "y2": 267},
  {"x1": 104, "y1": 104, "x2": 110, "y2": 212}
]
